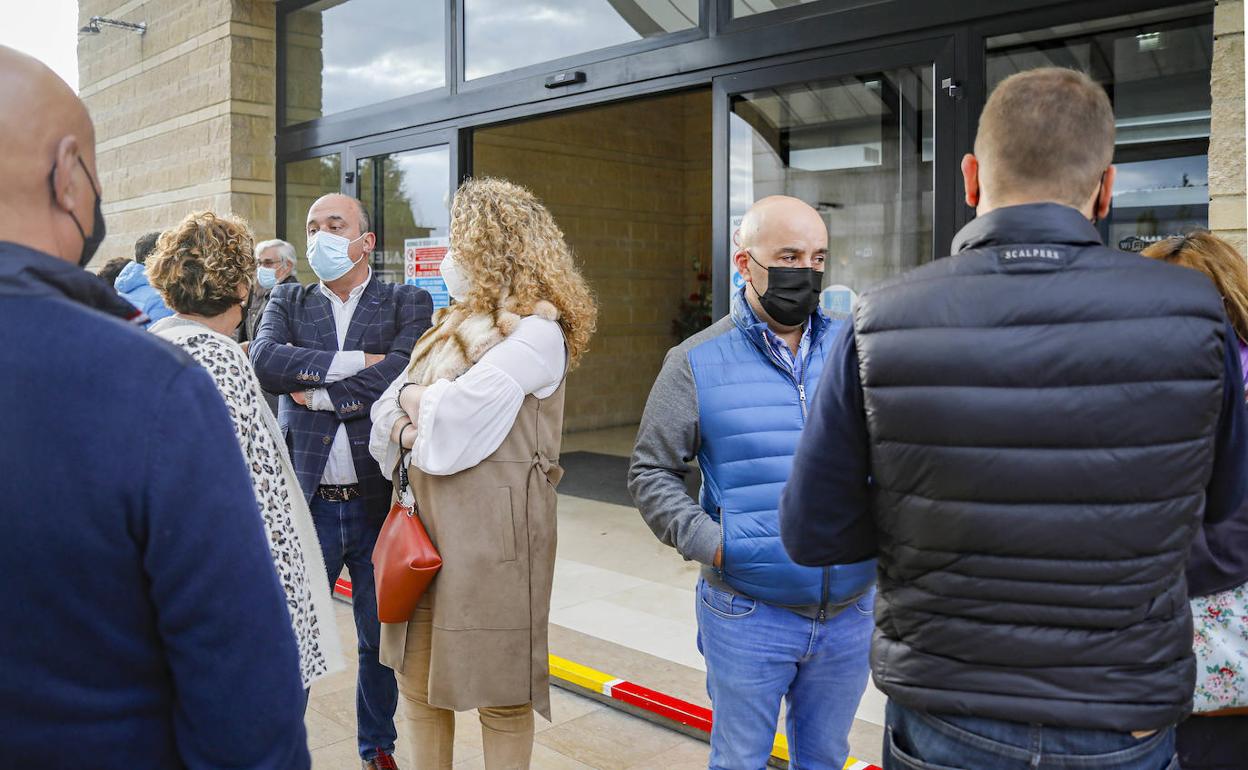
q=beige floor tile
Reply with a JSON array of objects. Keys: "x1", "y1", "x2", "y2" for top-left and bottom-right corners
[
  {"x1": 598, "y1": 581, "x2": 698, "y2": 625},
  {"x1": 621, "y1": 738, "x2": 709, "y2": 770},
  {"x1": 309, "y1": 683, "x2": 359, "y2": 736},
  {"x1": 551, "y1": 600, "x2": 704, "y2": 671},
  {"x1": 847, "y1": 718, "x2": 885, "y2": 767},
  {"x1": 540, "y1": 686, "x2": 605, "y2": 731},
  {"x1": 536, "y1": 708, "x2": 688, "y2": 770},
  {"x1": 305, "y1": 702, "x2": 356, "y2": 751},
  {"x1": 311, "y1": 736, "x2": 363, "y2": 770},
  {"x1": 550, "y1": 559, "x2": 650, "y2": 612},
  {"x1": 555, "y1": 496, "x2": 701, "y2": 591}
]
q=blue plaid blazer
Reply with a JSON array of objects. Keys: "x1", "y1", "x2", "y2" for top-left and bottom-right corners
[{"x1": 250, "y1": 277, "x2": 433, "y2": 518}]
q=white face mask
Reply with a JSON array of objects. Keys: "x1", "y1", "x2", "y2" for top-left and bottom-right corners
[
  {"x1": 439, "y1": 249, "x2": 471, "y2": 301},
  {"x1": 307, "y1": 230, "x2": 366, "y2": 283}
]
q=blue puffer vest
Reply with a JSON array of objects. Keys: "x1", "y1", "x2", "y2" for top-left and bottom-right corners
[{"x1": 688, "y1": 290, "x2": 876, "y2": 609}]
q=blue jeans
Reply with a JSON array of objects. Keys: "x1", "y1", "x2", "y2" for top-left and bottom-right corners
[
  {"x1": 884, "y1": 701, "x2": 1179, "y2": 770},
  {"x1": 696, "y1": 578, "x2": 874, "y2": 770},
  {"x1": 310, "y1": 495, "x2": 398, "y2": 761}
]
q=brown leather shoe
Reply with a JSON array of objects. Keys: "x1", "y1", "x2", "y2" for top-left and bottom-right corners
[{"x1": 362, "y1": 750, "x2": 399, "y2": 770}]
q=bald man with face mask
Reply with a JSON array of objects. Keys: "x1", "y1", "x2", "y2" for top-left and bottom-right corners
[
  {"x1": 630, "y1": 196, "x2": 877, "y2": 770},
  {"x1": 0, "y1": 47, "x2": 310, "y2": 767}
]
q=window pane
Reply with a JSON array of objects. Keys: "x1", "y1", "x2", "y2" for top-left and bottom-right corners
[
  {"x1": 987, "y1": 10, "x2": 1213, "y2": 248},
  {"x1": 729, "y1": 67, "x2": 935, "y2": 304},
  {"x1": 284, "y1": 0, "x2": 445, "y2": 127},
  {"x1": 466, "y1": 0, "x2": 697, "y2": 81},
  {"x1": 282, "y1": 154, "x2": 341, "y2": 282},
  {"x1": 357, "y1": 146, "x2": 451, "y2": 300},
  {"x1": 733, "y1": 0, "x2": 824, "y2": 18}
]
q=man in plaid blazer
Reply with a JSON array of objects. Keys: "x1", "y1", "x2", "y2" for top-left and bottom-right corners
[{"x1": 251, "y1": 193, "x2": 433, "y2": 770}]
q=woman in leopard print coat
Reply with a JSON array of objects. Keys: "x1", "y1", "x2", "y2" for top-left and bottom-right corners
[{"x1": 147, "y1": 211, "x2": 343, "y2": 690}]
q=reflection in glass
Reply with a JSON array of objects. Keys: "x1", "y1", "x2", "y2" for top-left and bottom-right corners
[
  {"x1": 733, "y1": 0, "x2": 824, "y2": 18},
  {"x1": 284, "y1": 0, "x2": 445, "y2": 126},
  {"x1": 465, "y1": 0, "x2": 697, "y2": 80},
  {"x1": 987, "y1": 9, "x2": 1213, "y2": 248},
  {"x1": 729, "y1": 67, "x2": 935, "y2": 299},
  {"x1": 356, "y1": 146, "x2": 451, "y2": 286},
  {"x1": 283, "y1": 154, "x2": 341, "y2": 282}
]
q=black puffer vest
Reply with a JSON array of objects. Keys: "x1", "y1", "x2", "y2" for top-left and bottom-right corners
[{"x1": 855, "y1": 204, "x2": 1229, "y2": 731}]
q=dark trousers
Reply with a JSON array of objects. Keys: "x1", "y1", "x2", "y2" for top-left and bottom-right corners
[
  {"x1": 310, "y1": 495, "x2": 398, "y2": 761},
  {"x1": 1177, "y1": 715, "x2": 1248, "y2": 770},
  {"x1": 884, "y1": 701, "x2": 1177, "y2": 770}
]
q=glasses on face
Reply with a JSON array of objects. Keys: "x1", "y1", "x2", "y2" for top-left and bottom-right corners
[{"x1": 258, "y1": 260, "x2": 283, "y2": 269}]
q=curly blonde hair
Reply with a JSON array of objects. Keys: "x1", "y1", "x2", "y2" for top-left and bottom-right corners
[
  {"x1": 449, "y1": 177, "x2": 597, "y2": 365},
  {"x1": 147, "y1": 211, "x2": 256, "y2": 317}
]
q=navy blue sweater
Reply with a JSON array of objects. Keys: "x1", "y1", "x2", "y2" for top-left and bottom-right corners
[{"x1": 0, "y1": 243, "x2": 309, "y2": 768}]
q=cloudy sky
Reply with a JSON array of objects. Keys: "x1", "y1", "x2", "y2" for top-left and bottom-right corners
[{"x1": 5, "y1": 3, "x2": 79, "y2": 91}]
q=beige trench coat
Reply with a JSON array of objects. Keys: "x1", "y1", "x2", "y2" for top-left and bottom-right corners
[{"x1": 379, "y1": 382, "x2": 565, "y2": 719}]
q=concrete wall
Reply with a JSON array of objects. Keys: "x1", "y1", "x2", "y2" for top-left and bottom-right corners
[
  {"x1": 474, "y1": 90, "x2": 713, "y2": 432},
  {"x1": 1210, "y1": 0, "x2": 1247, "y2": 253},
  {"x1": 78, "y1": 0, "x2": 277, "y2": 266}
]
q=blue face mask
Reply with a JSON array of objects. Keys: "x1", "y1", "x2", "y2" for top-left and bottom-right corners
[
  {"x1": 307, "y1": 230, "x2": 366, "y2": 282},
  {"x1": 256, "y1": 266, "x2": 278, "y2": 289}
]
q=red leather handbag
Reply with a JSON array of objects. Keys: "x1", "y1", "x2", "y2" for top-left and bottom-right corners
[{"x1": 372, "y1": 460, "x2": 441, "y2": 623}]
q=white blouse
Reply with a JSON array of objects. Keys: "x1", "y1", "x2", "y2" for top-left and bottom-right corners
[{"x1": 370, "y1": 315, "x2": 566, "y2": 478}]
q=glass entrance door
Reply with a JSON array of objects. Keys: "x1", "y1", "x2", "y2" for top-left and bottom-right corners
[
  {"x1": 345, "y1": 132, "x2": 459, "y2": 305},
  {"x1": 712, "y1": 39, "x2": 957, "y2": 317}
]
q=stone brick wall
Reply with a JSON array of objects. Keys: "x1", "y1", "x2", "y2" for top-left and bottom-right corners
[
  {"x1": 1210, "y1": 0, "x2": 1246, "y2": 253},
  {"x1": 77, "y1": 0, "x2": 277, "y2": 267},
  {"x1": 474, "y1": 90, "x2": 713, "y2": 432}
]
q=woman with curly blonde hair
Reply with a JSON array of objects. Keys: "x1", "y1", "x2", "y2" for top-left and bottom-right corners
[
  {"x1": 147, "y1": 211, "x2": 343, "y2": 693},
  {"x1": 369, "y1": 178, "x2": 596, "y2": 769}
]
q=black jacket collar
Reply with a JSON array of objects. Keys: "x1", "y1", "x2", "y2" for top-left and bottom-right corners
[
  {"x1": 0, "y1": 241, "x2": 148, "y2": 323},
  {"x1": 952, "y1": 203, "x2": 1103, "y2": 254}
]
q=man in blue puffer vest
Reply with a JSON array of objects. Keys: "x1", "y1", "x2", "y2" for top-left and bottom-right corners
[{"x1": 630, "y1": 195, "x2": 876, "y2": 770}]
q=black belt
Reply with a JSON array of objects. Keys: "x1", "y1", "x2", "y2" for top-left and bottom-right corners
[{"x1": 316, "y1": 484, "x2": 362, "y2": 502}]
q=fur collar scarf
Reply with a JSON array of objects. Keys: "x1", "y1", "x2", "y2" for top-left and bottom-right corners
[{"x1": 406, "y1": 299, "x2": 560, "y2": 386}]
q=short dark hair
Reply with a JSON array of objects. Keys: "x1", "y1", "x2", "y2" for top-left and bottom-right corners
[
  {"x1": 96, "y1": 256, "x2": 131, "y2": 287},
  {"x1": 134, "y1": 231, "x2": 163, "y2": 264}
]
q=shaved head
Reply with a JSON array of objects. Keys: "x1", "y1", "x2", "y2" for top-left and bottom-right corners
[
  {"x1": 738, "y1": 196, "x2": 826, "y2": 251},
  {"x1": 308, "y1": 193, "x2": 370, "y2": 235},
  {"x1": 0, "y1": 45, "x2": 101, "y2": 265}
]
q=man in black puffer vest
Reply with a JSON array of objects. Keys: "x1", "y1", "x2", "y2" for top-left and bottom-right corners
[{"x1": 778, "y1": 67, "x2": 1248, "y2": 770}]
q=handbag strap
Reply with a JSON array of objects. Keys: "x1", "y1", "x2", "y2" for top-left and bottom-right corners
[{"x1": 397, "y1": 451, "x2": 410, "y2": 499}]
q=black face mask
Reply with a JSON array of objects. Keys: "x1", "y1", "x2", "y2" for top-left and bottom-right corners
[
  {"x1": 747, "y1": 251, "x2": 822, "y2": 326},
  {"x1": 49, "y1": 156, "x2": 106, "y2": 268}
]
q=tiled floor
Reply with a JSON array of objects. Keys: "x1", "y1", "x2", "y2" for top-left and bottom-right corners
[
  {"x1": 314, "y1": 424, "x2": 886, "y2": 767},
  {"x1": 307, "y1": 601, "x2": 710, "y2": 769}
]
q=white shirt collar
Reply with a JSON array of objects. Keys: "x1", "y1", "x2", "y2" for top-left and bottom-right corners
[{"x1": 318, "y1": 267, "x2": 372, "y2": 307}]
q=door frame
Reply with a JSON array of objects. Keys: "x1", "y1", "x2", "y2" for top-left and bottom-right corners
[
  {"x1": 710, "y1": 36, "x2": 960, "y2": 318},
  {"x1": 343, "y1": 128, "x2": 464, "y2": 276}
]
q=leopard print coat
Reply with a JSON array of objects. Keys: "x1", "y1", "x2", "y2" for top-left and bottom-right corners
[{"x1": 151, "y1": 317, "x2": 343, "y2": 688}]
